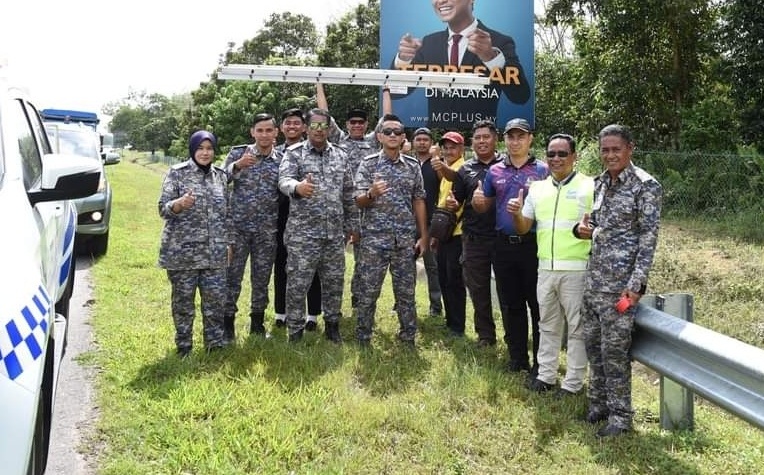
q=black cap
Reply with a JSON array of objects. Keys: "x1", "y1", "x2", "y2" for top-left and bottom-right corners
[
  {"x1": 413, "y1": 127, "x2": 433, "y2": 139},
  {"x1": 347, "y1": 108, "x2": 368, "y2": 121},
  {"x1": 504, "y1": 118, "x2": 532, "y2": 133}
]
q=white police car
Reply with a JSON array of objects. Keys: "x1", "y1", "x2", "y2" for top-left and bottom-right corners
[{"x1": 0, "y1": 73, "x2": 101, "y2": 473}]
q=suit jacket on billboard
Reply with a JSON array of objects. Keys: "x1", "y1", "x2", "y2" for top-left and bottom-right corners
[{"x1": 392, "y1": 20, "x2": 530, "y2": 129}]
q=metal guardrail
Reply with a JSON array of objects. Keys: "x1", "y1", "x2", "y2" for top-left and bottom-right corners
[{"x1": 634, "y1": 294, "x2": 764, "y2": 431}]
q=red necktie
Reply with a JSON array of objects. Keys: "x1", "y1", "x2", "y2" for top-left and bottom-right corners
[{"x1": 450, "y1": 34, "x2": 462, "y2": 66}]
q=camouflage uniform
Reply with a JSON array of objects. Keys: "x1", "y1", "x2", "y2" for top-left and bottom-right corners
[
  {"x1": 583, "y1": 163, "x2": 662, "y2": 429},
  {"x1": 334, "y1": 131, "x2": 376, "y2": 308},
  {"x1": 222, "y1": 145, "x2": 282, "y2": 335},
  {"x1": 278, "y1": 141, "x2": 358, "y2": 335},
  {"x1": 158, "y1": 159, "x2": 231, "y2": 351},
  {"x1": 354, "y1": 151, "x2": 426, "y2": 343}
]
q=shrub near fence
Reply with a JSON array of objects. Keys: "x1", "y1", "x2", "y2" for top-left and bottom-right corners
[{"x1": 575, "y1": 147, "x2": 764, "y2": 242}]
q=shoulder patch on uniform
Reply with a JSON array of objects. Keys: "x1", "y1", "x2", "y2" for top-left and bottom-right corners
[
  {"x1": 633, "y1": 166, "x2": 657, "y2": 183},
  {"x1": 401, "y1": 154, "x2": 418, "y2": 165},
  {"x1": 171, "y1": 161, "x2": 189, "y2": 170},
  {"x1": 362, "y1": 151, "x2": 382, "y2": 161},
  {"x1": 286, "y1": 141, "x2": 303, "y2": 151}
]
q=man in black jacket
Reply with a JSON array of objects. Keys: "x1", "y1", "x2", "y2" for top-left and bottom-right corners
[{"x1": 391, "y1": 0, "x2": 530, "y2": 129}]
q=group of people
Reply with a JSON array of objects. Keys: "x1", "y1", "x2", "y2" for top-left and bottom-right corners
[{"x1": 157, "y1": 86, "x2": 662, "y2": 438}]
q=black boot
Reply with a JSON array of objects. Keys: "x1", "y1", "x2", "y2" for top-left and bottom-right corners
[
  {"x1": 223, "y1": 316, "x2": 235, "y2": 344},
  {"x1": 325, "y1": 321, "x2": 342, "y2": 344},
  {"x1": 249, "y1": 312, "x2": 266, "y2": 335}
]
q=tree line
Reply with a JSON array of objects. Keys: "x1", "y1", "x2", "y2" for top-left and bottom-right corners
[{"x1": 105, "y1": 0, "x2": 763, "y2": 158}]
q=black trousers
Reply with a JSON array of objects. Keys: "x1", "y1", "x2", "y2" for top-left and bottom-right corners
[
  {"x1": 492, "y1": 236, "x2": 540, "y2": 368},
  {"x1": 462, "y1": 233, "x2": 496, "y2": 342},
  {"x1": 437, "y1": 234, "x2": 466, "y2": 334}
]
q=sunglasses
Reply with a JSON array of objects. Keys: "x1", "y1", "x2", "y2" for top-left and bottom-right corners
[
  {"x1": 546, "y1": 150, "x2": 570, "y2": 158},
  {"x1": 308, "y1": 122, "x2": 329, "y2": 131},
  {"x1": 381, "y1": 128, "x2": 405, "y2": 136},
  {"x1": 348, "y1": 119, "x2": 366, "y2": 125}
]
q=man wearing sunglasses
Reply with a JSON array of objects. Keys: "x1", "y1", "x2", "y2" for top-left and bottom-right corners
[
  {"x1": 353, "y1": 114, "x2": 428, "y2": 347},
  {"x1": 507, "y1": 133, "x2": 593, "y2": 398},
  {"x1": 278, "y1": 108, "x2": 360, "y2": 343}
]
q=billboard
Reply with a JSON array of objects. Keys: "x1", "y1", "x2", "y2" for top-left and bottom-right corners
[{"x1": 380, "y1": 0, "x2": 535, "y2": 131}]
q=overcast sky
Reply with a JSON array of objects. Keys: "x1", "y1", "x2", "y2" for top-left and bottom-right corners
[{"x1": 2, "y1": 0, "x2": 364, "y2": 112}]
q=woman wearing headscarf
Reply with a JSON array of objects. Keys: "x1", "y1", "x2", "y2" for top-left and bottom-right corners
[{"x1": 158, "y1": 130, "x2": 232, "y2": 356}]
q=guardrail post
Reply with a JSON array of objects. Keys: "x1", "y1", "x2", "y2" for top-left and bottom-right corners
[{"x1": 641, "y1": 293, "x2": 695, "y2": 430}]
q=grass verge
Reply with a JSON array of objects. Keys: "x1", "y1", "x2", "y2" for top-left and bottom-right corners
[{"x1": 84, "y1": 155, "x2": 764, "y2": 474}]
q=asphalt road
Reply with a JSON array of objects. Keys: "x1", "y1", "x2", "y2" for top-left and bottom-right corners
[{"x1": 47, "y1": 257, "x2": 99, "y2": 475}]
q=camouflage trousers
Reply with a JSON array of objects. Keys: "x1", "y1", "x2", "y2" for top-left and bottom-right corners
[
  {"x1": 582, "y1": 289, "x2": 636, "y2": 428},
  {"x1": 355, "y1": 244, "x2": 417, "y2": 342},
  {"x1": 167, "y1": 268, "x2": 226, "y2": 350},
  {"x1": 224, "y1": 228, "x2": 277, "y2": 319},
  {"x1": 285, "y1": 238, "x2": 345, "y2": 334}
]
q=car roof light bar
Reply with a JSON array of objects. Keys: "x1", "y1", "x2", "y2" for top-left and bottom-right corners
[{"x1": 218, "y1": 65, "x2": 490, "y2": 90}]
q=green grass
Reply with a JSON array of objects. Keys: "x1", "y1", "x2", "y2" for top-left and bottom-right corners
[{"x1": 83, "y1": 154, "x2": 764, "y2": 474}]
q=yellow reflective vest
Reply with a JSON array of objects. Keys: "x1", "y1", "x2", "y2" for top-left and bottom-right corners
[{"x1": 527, "y1": 172, "x2": 593, "y2": 270}]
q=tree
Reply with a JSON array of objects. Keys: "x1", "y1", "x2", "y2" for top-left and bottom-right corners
[
  {"x1": 317, "y1": 0, "x2": 381, "y2": 123},
  {"x1": 546, "y1": 0, "x2": 720, "y2": 150},
  {"x1": 721, "y1": 0, "x2": 764, "y2": 152},
  {"x1": 108, "y1": 92, "x2": 182, "y2": 153}
]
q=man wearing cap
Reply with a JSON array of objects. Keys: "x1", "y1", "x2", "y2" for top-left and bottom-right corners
[
  {"x1": 273, "y1": 108, "x2": 322, "y2": 332},
  {"x1": 278, "y1": 108, "x2": 360, "y2": 343},
  {"x1": 432, "y1": 131, "x2": 467, "y2": 336},
  {"x1": 507, "y1": 133, "x2": 593, "y2": 397},
  {"x1": 473, "y1": 118, "x2": 548, "y2": 374},
  {"x1": 412, "y1": 126, "x2": 443, "y2": 318},
  {"x1": 222, "y1": 113, "x2": 281, "y2": 342},
  {"x1": 354, "y1": 114, "x2": 428, "y2": 346},
  {"x1": 448, "y1": 119, "x2": 503, "y2": 347}
]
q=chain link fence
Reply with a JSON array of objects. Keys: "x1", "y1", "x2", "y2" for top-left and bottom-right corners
[{"x1": 573, "y1": 148, "x2": 764, "y2": 241}]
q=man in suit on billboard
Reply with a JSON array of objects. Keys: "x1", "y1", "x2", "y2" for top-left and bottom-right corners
[{"x1": 391, "y1": 0, "x2": 530, "y2": 129}]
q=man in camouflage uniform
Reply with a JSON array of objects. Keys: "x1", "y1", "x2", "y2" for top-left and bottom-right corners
[
  {"x1": 575, "y1": 124, "x2": 662, "y2": 437},
  {"x1": 354, "y1": 114, "x2": 428, "y2": 346},
  {"x1": 158, "y1": 130, "x2": 231, "y2": 356},
  {"x1": 222, "y1": 113, "x2": 281, "y2": 342},
  {"x1": 273, "y1": 109, "x2": 322, "y2": 330},
  {"x1": 317, "y1": 83, "x2": 392, "y2": 308},
  {"x1": 278, "y1": 108, "x2": 359, "y2": 343}
]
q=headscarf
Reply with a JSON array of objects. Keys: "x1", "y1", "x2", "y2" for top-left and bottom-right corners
[{"x1": 189, "y1": 130, "x2": 217, "y2": 173}]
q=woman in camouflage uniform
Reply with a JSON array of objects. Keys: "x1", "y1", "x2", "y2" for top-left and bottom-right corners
[{"x1": 158, "y1": 130, "x2": 231, "y2": 357}]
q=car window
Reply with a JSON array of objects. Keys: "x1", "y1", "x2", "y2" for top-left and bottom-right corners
[
  {"x1": 45, "y1": 124, "x2": 100, "y2": 160},
  {"x1": 7, "y1": 98, "x2": 43, "y2": 190}
]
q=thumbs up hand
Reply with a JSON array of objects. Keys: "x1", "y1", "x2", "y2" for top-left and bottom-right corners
[
  {"x1": 176, "y1": 189, "x2": 195, "y2": 211},
  {"x1": 431, "y1": 155, "x2": 445, "y2": 172},
  {"x1": 445, "y1": 190, "x2": 459, "y2": 212},
  {"x1": 576, "y1": 212, "x2": 594, "y2": 239},
  {"x1": 471, "y1": 180, "x2": 486, "y2": 208},
  {"x1": 297, "y1": 173, "x2": 318, "y2": 198},
  {"x1": 506, "y1": 188, "x2": 524, "y2": 215}
]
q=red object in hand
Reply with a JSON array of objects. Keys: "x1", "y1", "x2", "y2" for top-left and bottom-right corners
[{"x1": 615, "y1": 296, "x2": 631, "y2": 314}]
